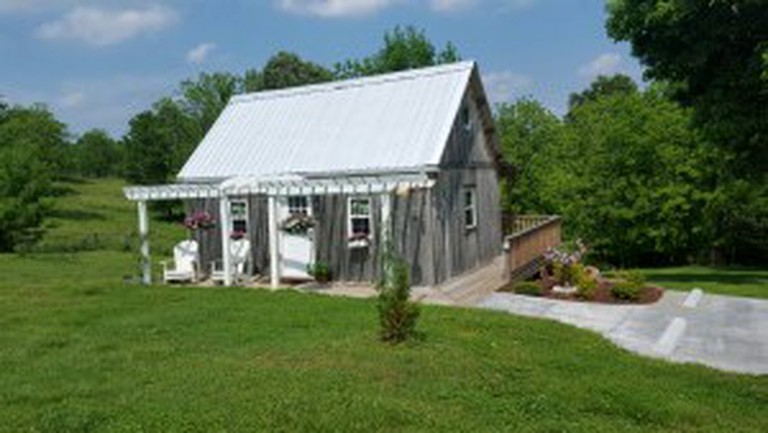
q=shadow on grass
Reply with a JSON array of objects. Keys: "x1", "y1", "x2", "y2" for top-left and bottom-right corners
[{"x1": 49, "y1": 209, "x2": 106, "y2": 222}]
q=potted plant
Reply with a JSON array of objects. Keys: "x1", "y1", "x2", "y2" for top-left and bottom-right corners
[
  {"x1": 183, "y1": 211, "x2": 216, "y2": 239},
  {"x1": 543, "y1": 240, "x2": 588, "y2": 295},
  {"x1": 307, "y1": 261, "x2": 331, "y2": 283}
]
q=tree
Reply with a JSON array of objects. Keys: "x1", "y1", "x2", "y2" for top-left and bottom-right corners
[
  {"x1": 0, "y1": 104, "x2": 62, "y2": 251},
  {"x1": 179, "y1": 72, "x2": 242, "y2": 133},
  {"x1": 377, "y1": 239, "x2": 420, "y2": 344},
  {"x1": 247, "y1": 51, "x2": 333, "y2": 92},
  {"x1": 0, "y1": 104, "x2": 69, "y2": 175},
  {"x1": 606, "y1": 0, "x2": 768, "y2": 263},
  {"x1": 568, "y1": 74, "x2": 638, "y2": 110},
  {"x1": 335, "y1": 26, "x2": 460, "y2": 78},
  {"x1": 560, "y1": 90, "x2": 710, "y2": 266},
  {"x1": 495, "y1": 99, "x2": 565, "y2": 216},
  {"x1": 73, "y1": 129, "x2": 122, "y2": 178}
]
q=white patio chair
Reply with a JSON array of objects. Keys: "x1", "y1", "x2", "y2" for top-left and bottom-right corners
[
  {"x1": 161, "y1": 240, "x2": 199, "y2": 283},
  {"x1": 211, "y1": 239, "x2": 251, "y2": 285}
]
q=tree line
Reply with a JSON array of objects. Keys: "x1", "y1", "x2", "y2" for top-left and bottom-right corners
[{"x1": 1, "y1": 5, "x2": 766, "y2": 267}]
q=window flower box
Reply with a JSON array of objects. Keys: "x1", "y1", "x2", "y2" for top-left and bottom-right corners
[{"x1": 348, "y1": 233, "x2": 370, "y2": 249}]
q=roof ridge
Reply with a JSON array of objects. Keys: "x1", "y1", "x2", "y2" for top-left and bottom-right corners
[{"x1": 230, "y1": 60, "x2": 475, "y2": 105}]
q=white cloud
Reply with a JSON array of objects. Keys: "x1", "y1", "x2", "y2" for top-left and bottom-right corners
[
  {"x1": 579, "y1": 53, "x2": 622, "y2": 78},
  {"x1": 36, "y1": 5, "x2": 178, "y2": 46},
  {"x1": 429, "y1": 0, "x2": 477, "y2": 12},
  {"x1": 483, "y1": 71, "x2": 533, "y2": 104},
  {"x1": 187, "y1": 42, "x2": 217, "y2": 65},
  {"x1": 59, "y1": 91, "x2": 85, "y2": 109},
  {"x1": 277, "y1": 0, "x2": 398, "y2": 17}
]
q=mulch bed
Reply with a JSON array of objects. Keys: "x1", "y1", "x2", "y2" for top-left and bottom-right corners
[{"x1": 507, "y1": 274, "x2": 664, "y2": 305}]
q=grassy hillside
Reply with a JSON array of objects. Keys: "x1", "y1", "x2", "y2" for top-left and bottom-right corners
[
  {"x1": 36, "y1": 178, "x2": 185, "y2": 263},
  {"x1": 0, "y1": 179, "x2": 766, "y2": 432}
]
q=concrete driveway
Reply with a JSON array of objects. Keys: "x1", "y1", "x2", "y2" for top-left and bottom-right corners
[{"x1": 478, "y1": 290, "x2": 768, "y2": 375}]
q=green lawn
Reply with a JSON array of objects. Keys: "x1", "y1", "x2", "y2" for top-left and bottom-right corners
[
  {"x1": 640, "y1": 266, "x2": 768, "y2": 299},
  {"x1": 1, "y1": 253, "x2": 767, "y2": 432},
  {"x1": 0, "y1": 179, "x2": 766, "y2": 431}
]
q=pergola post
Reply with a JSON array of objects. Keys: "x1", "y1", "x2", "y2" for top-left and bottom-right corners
[
  {"x1": 380, "y1": 192, "x2": 392, "y2": 246},
  {"x1": 268, "y1": 195, "x2": 280, "y2": 289},
  {"x1": 137, "y1": 200, "x2": 151, "y2": 285},
  {"x1": 219, "y1": 195, "x2": 233, "y2": 287}
]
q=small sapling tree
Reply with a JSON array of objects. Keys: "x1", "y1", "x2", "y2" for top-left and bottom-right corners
[{"x1": 377, "y1": 236, "x2": 420, "y2": 343}]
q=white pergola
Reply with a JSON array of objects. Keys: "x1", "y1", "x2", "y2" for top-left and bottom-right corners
[{"x1": 124, "y1": 172, "x2": 435, "y2": 288}]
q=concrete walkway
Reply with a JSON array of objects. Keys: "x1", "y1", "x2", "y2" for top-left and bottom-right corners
[{"x1": 478, "y1": 290, "x2": 768, "y2": 375}]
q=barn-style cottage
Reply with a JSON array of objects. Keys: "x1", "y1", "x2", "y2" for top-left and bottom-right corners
[{"x1": 125, "y1": 61, "x2": 503, "y2": 288}]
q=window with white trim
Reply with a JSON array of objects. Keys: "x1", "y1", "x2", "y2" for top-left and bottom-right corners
[
  {"x1": 463, "y1": 188, "x2": 477, "y2": 229},
  {"x1": 287, "y1": 196, "x2": 309, "y2": 216},
  {"x1": 230, "y1": 200, "x2": 248, "y2": 234},
  {"x1": 348, "y1": 197, "x2": 372, "y2": 241}
]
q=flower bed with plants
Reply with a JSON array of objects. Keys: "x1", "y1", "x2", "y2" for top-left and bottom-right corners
[{"x1": 500, "y1": 241, "x2": 663, "y2": 304}]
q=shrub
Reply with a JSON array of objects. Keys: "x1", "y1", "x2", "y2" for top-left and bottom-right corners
[
  {"x1": 513, "y1": 281, "x2": 542, "y2": 296},
  {"x1": 611, "y1": 280, "x2": 643, "y2": 301},
  {"x1": 616, "y1": 269, "x2": 646, "y2": 286},
  {"x1": 377, "y1": 244, "x2": 420, "y2": 344},
  {"x1": 307, "y1": 262, "x2": 331, "y2": 283},
  {"x1": 575, "y1": 267, "x2": 598, "y2": 300}
]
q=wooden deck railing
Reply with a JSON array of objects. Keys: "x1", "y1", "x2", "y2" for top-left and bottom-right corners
[{"x1": 504, "y1": 215, "x2": 562, "y2": 282}]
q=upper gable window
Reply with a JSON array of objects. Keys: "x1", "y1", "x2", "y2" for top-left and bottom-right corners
[{"x1": 460, "y1": 105, "x2": 473, "y2": 133}]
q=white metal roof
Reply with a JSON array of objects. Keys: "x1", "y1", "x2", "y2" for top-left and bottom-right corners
[{"x1": 177, "y1": 61, "x2": 476, "y2": 182}]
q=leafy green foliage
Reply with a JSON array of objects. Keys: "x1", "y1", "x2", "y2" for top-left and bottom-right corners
[
  {"x1": 179, "y1": 72, "x2": 242, "y2": 133},
  {"x1": 562, "y1": 90, "x2": 710, "y2": 265},
  {"x1": 247, "y1": 51, "x2": 334, "y2": 92},
  {"x1": 575, "y1": 267, "x2": 598, "y2": 300},
  {"x1": 495, "y1": 99, "x2": 563, "y2": 216},
  {"x1": 513, "y1": 281, "x2": 542, "y2": 296},
  {"x1": 377, "y1": 240, "x2": 420, "y2": 343},
  {"x1": 0, "y1": 104, "x2": 64, "y2": 251},
  {"x1": 500, "y1": 80, "x2": 714, "y2": 266},
  {"x1": 72, "y1": 129, "x2": 122, "y2": 178},
  {"x1": 606, "y1": 0, "x2": 768, "y2": 263},
  {"x1": 0, "y1": 104, "x2": 70, "y2": 174},
  {"x1": 335, "y1": 26, "x2": 460, "y2": 79},
  {"x1": 307, "y1": 261, "x2": 331, "y2": 283},
  {"x1": 0, "y1": 145, "x2": 52, "y2": 251},
  {"x1": 568, "y1": 74, "x2": 638, "y2": 111},
  {"x1": 611, "y1": 269, "x2": 646, "y2": 301}
]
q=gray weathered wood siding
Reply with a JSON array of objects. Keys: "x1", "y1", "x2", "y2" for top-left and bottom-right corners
[
  {"x1": 430, "y1": 80, "x2": 502, "y2": 283},
  {"x1": 187, "y1": 195, "x2": 270, "y2": 277}
]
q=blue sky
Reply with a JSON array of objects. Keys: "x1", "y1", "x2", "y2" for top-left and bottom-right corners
[{"x1": 0, "y1": 0, "x2": 644, "y2": 137}]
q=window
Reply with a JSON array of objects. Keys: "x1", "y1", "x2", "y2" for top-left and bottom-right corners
[
  {"x1": 288, "y1": 196, "x2": 309, "y2": 216},
  {"x1": 348, "y1": 197, "x2": 372, "y2": 240},
  {"x1": 460, "y1": 105, "x2": 473, "y2": 132},
  {"x1": 230, "y1": 200, "x2": 248, "y2": 234},
  {"x1": 463, "y1": 189, "x2": 477, "y2": 229}
]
